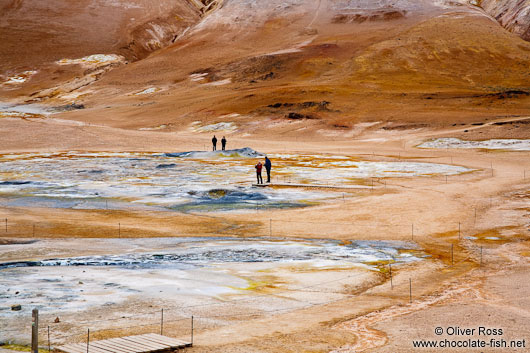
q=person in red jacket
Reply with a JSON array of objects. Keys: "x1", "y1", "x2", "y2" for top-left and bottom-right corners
[{"x1": 255, "y1": 161, "x2": 263, "y2": 184}]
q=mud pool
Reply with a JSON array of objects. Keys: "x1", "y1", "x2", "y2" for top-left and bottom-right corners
[
  {"x1": 0, "y1": 149, "x2": 473, "y2": 212},
  {"x1": 418, "y1": 138, "x2": 530, "y2": 151},
  {"x1": 273, "y1": 153, "x2": 472, "y2": 182},
  {"x1": 0, "y1": 237, "x2": 425, "y2": 341}
]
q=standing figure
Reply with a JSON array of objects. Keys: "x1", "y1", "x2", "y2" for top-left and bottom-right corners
[
  {"x1": 212, "y1": 135, "x2": 217, "y2": 151},
  {"x1": 264, "y1": 156, "x2": 272, "y2": 183},
  {"x1": 221, "y1": 136, "x2": 227, "y2": 151},
  {"x1": 255, "y1": 161, "x2": 263, "y2": 184}
]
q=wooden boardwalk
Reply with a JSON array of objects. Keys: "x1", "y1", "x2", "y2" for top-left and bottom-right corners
[{"x1": 57, "y1": 333, "x2": 192, "y2": 353}]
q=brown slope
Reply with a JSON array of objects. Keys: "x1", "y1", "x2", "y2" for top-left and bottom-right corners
[
  {"x1": 0, "y1": 0, "x2": 204, "y2": 95},
  {"x1": 4, "y1": 0, "x2": 530, "y2": 132}
]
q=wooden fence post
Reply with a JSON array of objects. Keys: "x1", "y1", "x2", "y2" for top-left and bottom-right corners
[
  {"x1": 31, "y1": 308, "x2": 38, "y2": 353},
  {"x1": 389, "y1": 264, "x2": 393, "y2": 289},
  {"x1": 409, "y1": 278, "x2": 412, "y2": 304},
  {"x1": 161, "y1": 309, "x2": 164, "y2": 336}
]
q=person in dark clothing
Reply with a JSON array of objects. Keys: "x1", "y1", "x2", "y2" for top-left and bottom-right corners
[
  {"x1": 221, "y1": 136, "x2": 227, "y2": 151},
  {"x1": 264, "y1": 156, "x2": 272, "y2": 183},
  {"x1": 212, "y1": 135, "x2": 217, "y2": 151},
  {"x1": 255, "y1": 161, "x2": 263, "y2": 184}
]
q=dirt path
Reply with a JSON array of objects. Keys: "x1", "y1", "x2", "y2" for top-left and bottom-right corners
[{"x1": 307, "y1": 0, "x2": 322, "y2": 28}]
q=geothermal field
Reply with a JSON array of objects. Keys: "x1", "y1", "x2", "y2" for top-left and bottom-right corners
[{"x1": 1, "y1": 0, "x2": 530, "y2": 352}]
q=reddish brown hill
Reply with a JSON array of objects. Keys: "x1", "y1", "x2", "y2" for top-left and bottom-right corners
[
  {"x1": 1, "y1": 0, "x2": 529, "y2": 134},
  {"x1": 480, "y1": 0, "x2": 530, "y2": 41},
  {"x1": 0, "y1": 0, "x2": 206, "y2": 73}
]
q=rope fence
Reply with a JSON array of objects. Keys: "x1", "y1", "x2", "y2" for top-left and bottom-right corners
[
  {"x1": 1, "y1": 160, "x2": 523, "y2": 349},
  {"x1": 0, "y1": 215, "x2": 493, "y2": 241},
  {"x1": 1, "y1": 241, "x2": 485, "y2": 350}
]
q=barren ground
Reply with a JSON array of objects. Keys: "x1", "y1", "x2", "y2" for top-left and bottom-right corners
[
  {"x1": 0, "y1": 114, "x2": 528, "y2": 352},
  {"x1": 1, "y1": 0, "x2": 529, "y2": 351}
]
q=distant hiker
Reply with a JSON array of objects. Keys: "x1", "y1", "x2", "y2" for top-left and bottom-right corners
[
  {"x1": 255, "y1": 161, "x2": 263, "y2": 184},
  {"x1": 221, "y1": 136, "x2": 227, "y2": 151},
  {"x1": 212, "y1": 135, "x2": 217, "y2": 151},
  {"x1": 264, "y1": 156, "x2": 272, "y2": 183}
]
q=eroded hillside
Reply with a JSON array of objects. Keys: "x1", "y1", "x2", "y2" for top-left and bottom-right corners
[
  {"x1": 1, "y1": 0, "x2": 529, "y2": 134},
  {"x1": 480, "y1": 0, "x2": 530, "y2": 41},
  {"x1": 0, "y1": 0, "x2": 221, "y2": 95}
]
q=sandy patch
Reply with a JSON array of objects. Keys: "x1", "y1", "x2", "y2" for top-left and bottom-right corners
[
  {"x1": 57, "y1": 54, "x2": 124, "y2": 67},
  {"x1": 190, "y1": 121, "x2": 238, "y2": 132},
  {"x1": 419, "y1": 138, "x2": 530, "y2": 151},
  {"x1": 132, "y1": 87, "x2": 161, "y2": 95},
  {"x1": 1, "y1": 71, "x2": 37, "y2": 86}
]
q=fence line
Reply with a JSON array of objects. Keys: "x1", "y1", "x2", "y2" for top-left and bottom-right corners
[
  {"x1": 4, "y1": 251, "x2": 481, "y2": 349},
  {"x1": 38, "y1": 252, "x2": 478, "y2": 344},
  {"x1": 0, "y1": 207, "x2": 493, "y2": 347},
  {"x1": 0, "y1": 218, "x2": 480, "y2": 239}
]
